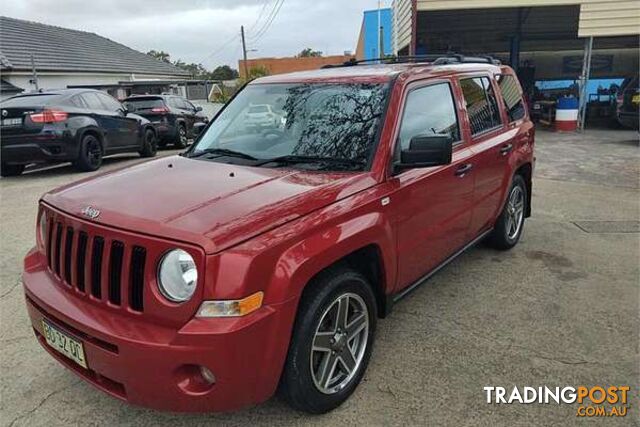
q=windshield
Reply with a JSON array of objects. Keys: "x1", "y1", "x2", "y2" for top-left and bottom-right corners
[{"x1": 189, "y1": 82, "x2": 389, "y2": 170}]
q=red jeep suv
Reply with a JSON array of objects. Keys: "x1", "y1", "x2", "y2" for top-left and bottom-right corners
[{"x1": 22, "y1": 55, "x2": 534, "y2": 414}]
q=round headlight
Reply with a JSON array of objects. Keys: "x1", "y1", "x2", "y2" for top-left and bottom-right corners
[{"x1": 157, "y1": 249, "x2": 198, "y2": 302}]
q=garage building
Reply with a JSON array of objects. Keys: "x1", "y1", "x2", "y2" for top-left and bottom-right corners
[{"x1": 391, "y1": 0, "x2": 639, "y2": 128}]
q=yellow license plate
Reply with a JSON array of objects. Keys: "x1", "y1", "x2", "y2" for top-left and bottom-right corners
[
  {"x1": 42, "y1": 320, "x2": 87, "y2": 369},
  {"x1": 632, "y1": 94, "x2": 639, "y2": 104}
]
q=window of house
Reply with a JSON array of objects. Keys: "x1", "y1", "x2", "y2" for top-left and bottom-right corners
[
  {"x1": 497, "y1": 75, "x2": 526, "y2": 122},
  {"x1": 460, "y1": 77, "x2": 502, "y2": 135},
  {"x1": 398, "y1": 83, "x2": 460, "y2": 150}
]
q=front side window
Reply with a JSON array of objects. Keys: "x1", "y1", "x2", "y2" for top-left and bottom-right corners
[
  {"x1": 190, "y1": 82, "x2": 389, "y2": 170},
  {"x1": 397, "y1": 83, "x2": 460, "y2": 151},
  {"x1": 460, "y1": 77, "x2": 502, "y2": 135},
  {"x1": 497, "y1": 75, "x2": 526, "y2": 122}
]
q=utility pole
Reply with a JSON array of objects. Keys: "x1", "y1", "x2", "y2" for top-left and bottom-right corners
[
  {"x1": 241, "y1": 25, "x2": 249, "y2": 79},
  {"x1": 30, "y1": 53, "x2": 39, "y2": 91}
]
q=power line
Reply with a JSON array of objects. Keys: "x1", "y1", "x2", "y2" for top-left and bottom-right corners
[
  {"x1": 248, "y1": 0, "x2": 272, "y2": 33},
  {"x1": 199, "y1": 0, "x2": 273, "y2": 66},
  {"x1": 248, "y1": 0, "x2": 285, "y2": 44}
]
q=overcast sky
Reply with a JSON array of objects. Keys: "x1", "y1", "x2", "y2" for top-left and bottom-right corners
[{"x1": 3, "y1": 0, "x2": 389, "y2": 70}]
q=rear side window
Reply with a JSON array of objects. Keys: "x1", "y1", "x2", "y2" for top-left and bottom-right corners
[
  {"x1": 97, "y1": 93, "x2": 123, "y2": 112},
  {"x1": 460, "y1": 77, "x2": 502, "y2": 135},
  {"x1": 124, "y1": 98, "x2": 165, "y2": 111},
  {"x1": 497, "y1": 75, "x2": 526, "y2": 122},
  {"x1": 398, "y1": 83, "x2": 460, "y2": 150},
  {"x1": 81, "y1": 93, "x2": 105, "y2": 110}
]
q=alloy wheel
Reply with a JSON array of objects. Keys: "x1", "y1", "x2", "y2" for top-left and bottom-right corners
[
  {"x1": 310, "y1": 293, "x2": 369, "y2": 395},
  {"x1": 505, "y1": 185, "x2": 525, "y2": 240}
]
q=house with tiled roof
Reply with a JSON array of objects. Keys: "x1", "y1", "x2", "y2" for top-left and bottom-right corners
[{"x1": 0, "y1": 16, "x2": 190, "y2": 100}]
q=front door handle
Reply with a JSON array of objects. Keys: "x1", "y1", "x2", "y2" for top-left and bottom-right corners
[
  {"x1": 455, "y1": 163, "x2": 473, "y2": 177},
  {"x1": 500, "y1": 143, "x2": 513, "y2": 155}
]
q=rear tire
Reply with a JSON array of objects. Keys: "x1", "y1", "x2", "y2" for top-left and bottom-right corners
[
  {"x1": 174, "y1": 124, "x2": 188, "y2": 148},
  {"x1": 1, "y1": 163, "x2": 25, "y2": 177},
  {"x1": 75, "y1": 134, "x2": 103, "y2": 172},
  {"x1": 487, "y1": 174, "x2": 527, "y2": 250},
  {"x1": 139, "y1": 128, "x2": 157, "y2": 158},
  {"x1": 280, "y1": 267, "x2": 377, "y2": 414}
]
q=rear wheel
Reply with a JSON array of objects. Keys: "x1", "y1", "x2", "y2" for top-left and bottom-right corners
[
  {"x1": 139, "y1": 128, "x2": 157, "y2": 158},
  {"x1": 174, "y1": 124, "x2": 188, "y2": 148},
  {"x1": 75, "y1": 134, "x2": 103, "y2": 172},
  {"x1": 1, "y1": 163, "x2": 25, "y2": 177},
  {"x1": 487, "y1": 174, "x2": 527, "y2": 250},
  {"x1": 280, "y1": 267, "x2": 377, "y2": 414}
]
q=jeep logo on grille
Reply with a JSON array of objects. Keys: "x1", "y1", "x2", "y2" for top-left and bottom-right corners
[{"x1": 80, "y1": 206, "x2": 101, "y2": 220}]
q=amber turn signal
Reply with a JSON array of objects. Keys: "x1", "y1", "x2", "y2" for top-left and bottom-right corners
[{"x1": 196, "y1": 291, "x2": 264, "y2": 318}]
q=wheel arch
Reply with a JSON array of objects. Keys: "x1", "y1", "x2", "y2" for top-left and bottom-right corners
[
  {"x1": 78, "y1": 127, "x2": 105, "y2": 151},
  {"x1": 297, "y1": 244, "x2": 390, "y2": 319},
  {"x1": 514, "y1": 162, "x2": 532, "y2": 218}
]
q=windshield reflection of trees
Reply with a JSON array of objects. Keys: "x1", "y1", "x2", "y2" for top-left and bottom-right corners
[{"x1": 280, "y1": 84, "x2": 387, "y2": 162}]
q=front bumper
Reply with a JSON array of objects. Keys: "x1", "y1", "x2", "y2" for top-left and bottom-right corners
[{"x1": 23, "y1": 248, "x2": 297, "y2": 412}]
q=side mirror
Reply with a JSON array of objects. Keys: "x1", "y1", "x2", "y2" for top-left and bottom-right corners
[
  {"x1": 193, "y1": 122, "x2": 207, "y2": 136},
  {"x1": 195, "y1": 106, "x2": 203, "y2": 112},
  {"x1": 120, "y1": 107, "x2": 129, "y2": 116},
  {"x1": 396, "y1": 135, "x2": 453, "y2": 172}
]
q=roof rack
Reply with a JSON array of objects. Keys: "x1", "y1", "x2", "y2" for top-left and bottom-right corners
[{"x1": 322, "y1": 54, "x2": 501, "y2": 69}]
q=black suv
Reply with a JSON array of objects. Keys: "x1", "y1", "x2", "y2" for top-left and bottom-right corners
[
  {"x1": 0, "y1": 89, "x2": 158, "y2": 176},
  {"x1": 616, "y1": 76, "x2": 639, "y2": 130},
  {"x1": 123, "y1": 95, "x2": 209, "y2": 148}
]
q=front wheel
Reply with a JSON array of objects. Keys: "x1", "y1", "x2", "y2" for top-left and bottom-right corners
[
  {"x1": 487, "y1": 174, "x2": 527, "y2": 250},
  {"x1": 174, "y1": 124, "x2": 188, "y2": 148},
  {"x1": 280, "y1": 267, "x2": 377, "y2": 414},
  {"x1": 139, "y1": 128, "x2": 157, "y2": 158}
]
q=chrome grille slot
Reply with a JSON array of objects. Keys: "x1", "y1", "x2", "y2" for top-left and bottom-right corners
[{"x1": 64, "y1": 227, "x2": 74, "y2": 285}]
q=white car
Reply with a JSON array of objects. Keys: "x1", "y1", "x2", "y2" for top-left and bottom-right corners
[{"x1": 244, "y1": 104, "x2": 280, "y2": 129}]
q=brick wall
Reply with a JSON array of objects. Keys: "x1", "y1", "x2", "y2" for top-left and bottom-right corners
[{"x1": 238, "y1": 55, "x2": 354, "y2": 78}]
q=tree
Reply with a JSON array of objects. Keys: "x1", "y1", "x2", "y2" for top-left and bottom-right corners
[
  {"x1": 210, "y1": 65, "x2": 239, "y2": 81},
  {"x1": 297, "y1": 48, "x2": 323, "y2": 58},
  {"x1": 146, "y1": 50, "x2": 171, "y2": 63}
]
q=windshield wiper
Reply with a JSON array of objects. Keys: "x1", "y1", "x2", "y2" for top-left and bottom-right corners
[
  {"x1": 254, "y1": 155, "x2": 365, "y2": 168},
  {"x1": 189, "y1": 148, "x2": 257, "y2": 161}
]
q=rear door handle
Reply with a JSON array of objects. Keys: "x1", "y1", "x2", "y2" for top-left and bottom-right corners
[
  {"x1": 500, "y1": 143, "x2": 513, "y2": 155},
  {"x1": 455, "y1": 163, "x2": 473, "y2": 177}
]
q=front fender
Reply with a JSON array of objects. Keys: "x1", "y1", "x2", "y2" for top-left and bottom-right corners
[{"x1": 206, "y1": 187, "x2": 397, "y2": 306}]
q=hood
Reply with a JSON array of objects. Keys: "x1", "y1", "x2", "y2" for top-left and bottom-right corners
[{"x1": 43, "y1": 156, "x2": 377, "y2": 254}]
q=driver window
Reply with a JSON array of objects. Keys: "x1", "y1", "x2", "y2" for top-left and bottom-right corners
[{"x1": 398, "y1": 83, "x2": 460, "y2": 151}]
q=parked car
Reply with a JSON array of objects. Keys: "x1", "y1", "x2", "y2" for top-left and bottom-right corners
[
  {"x1": 23, "y1": 56, "x2": 534, "y2": 414},
  {"x1": 0, "y1": 89, "x2": 157, "y2": 176},
  {"x1": 123, "y1": 95, "x2": 209, "y2": 148},
  {"x1": 616, "y1": 75, "x2": 639, "y2": 130},
  {"x1": 244, "y1": 103, "x2": 281, "y2": 130}
]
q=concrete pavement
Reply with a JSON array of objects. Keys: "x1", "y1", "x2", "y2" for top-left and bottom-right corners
[{"x1": 0, "y1": 129, "x2": 638, "y2": 426}]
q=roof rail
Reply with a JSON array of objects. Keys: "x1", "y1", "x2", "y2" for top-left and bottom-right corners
[{"x1": 321, "y1": 54, "x2": 501, "y2": 69}]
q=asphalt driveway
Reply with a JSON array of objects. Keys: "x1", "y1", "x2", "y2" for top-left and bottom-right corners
[{"x1": 0, "y1": 129, "x2": 638, "y2": 426}]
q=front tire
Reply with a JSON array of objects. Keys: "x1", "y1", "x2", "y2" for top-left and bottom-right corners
[
  {"x1": 487, "y1": 174, "x2": 527, "y2": 250},
  {"x1": 1, "y1": 163, "x2": 25, "y2": 177},
  {"x1": 174, "y1": 124, "x2": 188, "y2": 148},
  {"x1": 139, "y1": 128, "x2": 157, "y2": 158},
  {"x1": 280, "y1": 267, "x2": 377, "y2": 414},
  {"x1": 75, "y1": 134, "x2": 103, "y2": 172}
]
